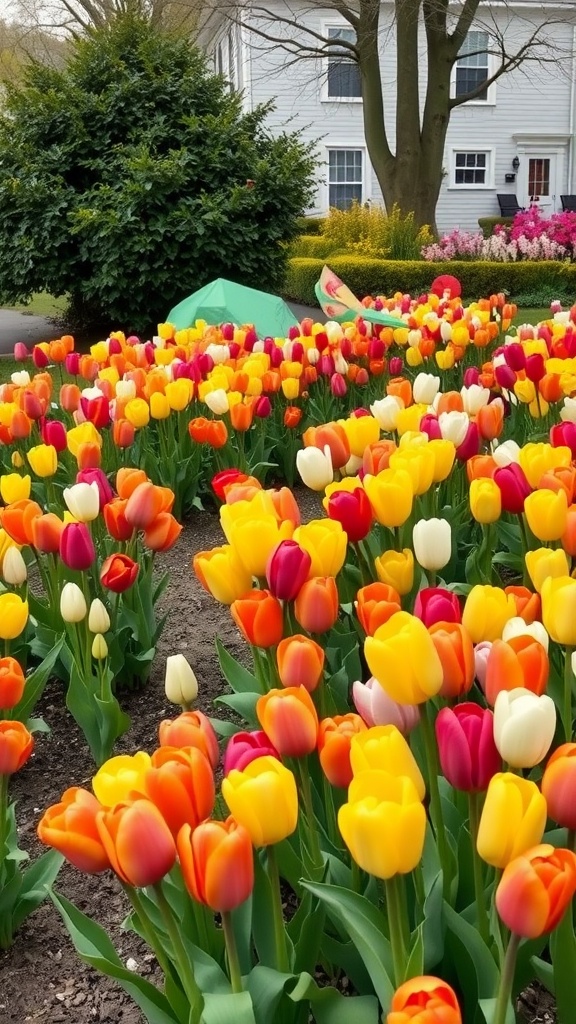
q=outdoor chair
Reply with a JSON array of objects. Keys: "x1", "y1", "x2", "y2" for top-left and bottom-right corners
[
  {"x1": 497, "y1": 194, "x2": 522, "y2": 217},
  {"x1": 561, "y1": 195, "x2": 576, "y2": 212}
]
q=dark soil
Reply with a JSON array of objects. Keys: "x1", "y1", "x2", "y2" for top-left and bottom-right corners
[{"x1": 0, "y1": 495, "x2": 553, "y2": 1023}]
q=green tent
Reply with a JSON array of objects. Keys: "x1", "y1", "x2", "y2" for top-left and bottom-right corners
[{"x1": 166, "y1": 278, "x2": 299, "y2": 337}]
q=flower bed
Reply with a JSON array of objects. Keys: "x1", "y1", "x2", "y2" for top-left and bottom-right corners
[{"x1": 3, "y1": 292, "x2": 576, "y2": 1022}]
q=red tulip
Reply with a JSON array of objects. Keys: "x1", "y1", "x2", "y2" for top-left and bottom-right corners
[
  {"x1": 435, "y1": 703, "x2": 501, "y2": 792},
  {"x1": 266, "y1": 539, "x2": 311, "y2": 602},
  {"x1": 326, "y1": 487, "x2": 373, "y2": 542},
  {"x1": 494, "y1": 464, "x2": 532, "y2": 514}
]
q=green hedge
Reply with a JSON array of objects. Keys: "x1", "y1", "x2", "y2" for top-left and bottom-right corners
[
  {"x1": 284, "y1": 256, "x2": 576, "y2": 305},
  {"x1": 478, "y1": 216, "x2": 514, "y2": 238},
  {"x1": 295, "y1": 215, "x2": 327, "y2": 235},
  {"x1": 288, "y1": 234, "x2": 338, "y2": 259}
]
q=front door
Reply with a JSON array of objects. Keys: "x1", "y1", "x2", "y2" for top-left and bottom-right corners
[{"x1": 519, "y1": 154, "x2": 558, "y2": 213}]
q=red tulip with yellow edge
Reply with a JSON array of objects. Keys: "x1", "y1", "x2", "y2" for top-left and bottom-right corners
[
  {"x1": 317, "y1": 714, "x2": 367, "y2": 788},
  {"x1": 294, "y1": 576, "x2": 339, "y2": 633},
  {"x1": 256, "y1": 686, "x2": 318, "y2": 757},
  {"x1": 222, "y1": 755, "x2": 298, "y2": 846},
  {"x1": 496, "y1": 844, "x2": 576, "y2": 938},
  {"x1": 231, "y1": 589, "x2": 284, "y2": 648},
  {"x1": 349, "y1": 724, "x2": 425, "y2": 799},
  {"x1": 386, "y1": 976, "x2": 462, "y2": 1024},
  {"x1": 143, "y1": 746, "x2": 215, "y2": 838},
  {"x1": 37, "y1": 787, "x2": 110, "y2": 873},
  {"x1": 96, "y1": 799, "x2": 176, "y2": 886},
  {"x1": 276, "y1": 634, "x2": 324, "y2": 692},
  {"x1": 177, "y1": 816, "x2": 254, "y2": 912},
  {"x1": 428, "y1": 622, "x2": 474, "y2": 698},
  {"x1": 484, "y1": 636, "x2": 549, "y2": 705},
  {"x1": 355, "y1": 583, "x2": 401, "y2": 635},
  {"x1": 158, "y1": 711, "x2": 219, "y2": 768}
]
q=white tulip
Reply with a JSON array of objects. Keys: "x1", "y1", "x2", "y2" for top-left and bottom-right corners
[
  {"x1": 438, "y1": 411, "x2": 469, "y2": 447},
  {"x1": 81, "y1": 385, "x2": 103, "y2": 401},
  {"x1": 493, "y1": 688, "x2": 556, "y2": 768},
  {"x1": 204, "y1": 388, "x2": 229, "y2": 415},
  {"x1": 492, "y1": 439, "x2": 521, "y2": 467},
  {"x1": 502, "y1": 616, "x2": 549, "y2": 652},
  {"x1": 60, "y1": 582, "x2": 87, "y2": 623},
  {"x1": 165, "y1": 654, "x2": 199, "y2": 708},
  {"x1": 333, "y1": 353, "x2": 348, "y2": 375},
  {"x1": 11, "y1": 371, "x2": 30, "y2": 387},
  {"x1": 407, "y1": 329, "x2": 422, "y2": 349},
  {"x1": 412, "y1": 518, "x2": 452, "y2": 571},
  {"x1": 296, "y1": 444, "x2": 333, "y2": 491},
  {"x1": 325, "y1": 321, "x2": 343, "y2": 344},
  {"x1": 307, "y1": 347, "x2": 320, "y2": 366},
  {"x1": 492, "y1": 352, "x2": 507, "y2": 369},
  {"x1": 461, "y1": 384, "x2": 490, "y2": 416},
  {"x1": 205, "y1": 344, "x2": 230, "y2": 365},
  {"x1": 560, "y1": 397, "x2": 576, "y2": 423},
  {"x1": 370, "y1": 395, "x2": 404, "y2": 431},
  {"x1": 63, "y1": 482, "x2": 100, "y2": 523},
  {"x1": 92, "y1": 633, "x2": 109, "y2": 660},
  {"x1": 440, "y1": 322, "x2": 452, "y2": 343},
  {"x1": 88, "y1": 598, "x2": 111, "y2": 634},
  {"x1": 413, "y1": 373, "x2": 440, "y2": 405},
  {"x1": 344, "y1": 454, "x2": 363, "y2": 476},
  {"x1": 2, "y1": 547, "x2": 27, "y2": 586},
  {"x1": 116, "y1": 379, "x2": 136, "y2": 401},
  {"x1": 352, "y1": 677, "x2": 420, "y2": 733}
]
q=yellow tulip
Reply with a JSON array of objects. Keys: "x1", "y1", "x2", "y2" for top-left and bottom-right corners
[
  {"x1": 222, "y1": 755, "x2": 298, "y2": 846},
  {"x1": 193, "y1": 544, "x2": 254, "y2": 605},
  {"x1": 524, "y1": 488, "x2": 568, "y2": 542},
  {"x1": 124, "y1": 398, "x2": 151, "y2": 429},
  {"x1": 338, "y1": 771, "x2": 426, "y2": 878},
  {"x1": 90, "y1": 341, "x2": 109, "y2": 363},
  {"x1": 395, "y1": 404, "x2": 428, "y2": 436},
  {"x1": 165, "y1": 380, "x2": 193, "y2": 412},
  {"x1": 406, "y1": 347, "x2": 423, "y2": 368},
  {"x1": 341, "y1": 415, "x2": 380, "y2": 458},
  {"x1": 227, "y1": 514, "x2": 294, "y2": 578},
  {"x1": 363, "y1": 469, "x2": 413, "y2": 528},
  {"x1": 374, "y1": 548, "x2": 414, "y2": 595},
  {"x1": 476, "y1": 772, "x2": 547, "y2": 868},
  {"x1": 281, "y1": 378, "x2": 300, "y2": 401},
  {"x1": 66, "y1": 423, "x2": 102, "y2": 458},
  {"x1": 149, "y1": 392, "x2": 171, "y2": 420},
  {"x1": 529, "y1": 396, "x2": 549, "y2": 419},
  {"x1": 470, "y1": 478, "x2": 502, "y2": 524},
  {"x1": 427, "y1": 439, "x2": 456, "y2": 483},
  {"x1": 27, "y1": 444, "x2": 58, "y2": 478},
  {"x1": 389, "y1": 447, "x2": 435, "y2": 496},
  {"x1": 542, "y1": 576, "x2": 576, "y2": 646},
  {"x1": 92, "y1": 752, "x2": 152, "y2": 807},
  {"x1": 519, "y1": 442, "x2": 571, "y2": 488},
  {"x1": 154, "y1": 348, "x2": 175, "y2": 367},
  {"x1": 525, "y1": 548, "x2": 570, "y2": 593},
  {"x1": 0, "y1": 593, "x2": 28, "y2": 639},
  {"x1": 350, "y1": 725, "x2": 425, "y2": 799},
  {"x1": 398, "y1": 431, "x2": 428, "y2": 449},
  {"x1": 514, "y1": 379, "x2": 536, "y2": 404},
  {"x1": 0, "y1": 474, "x2": 31, "y2": 504},
  {"x1": 293, "y1": 519, "x2": 348, "y2": 578},
  {"x1": 461, "y1": 585, "x2": 516, "y2": 643},
  {"x1": 220, "y1": 491, "x2": 277, "y2": 542},
  {"x1": 364, "y1": 611, "x2": 443, "y2": 704},
  {"x1": 436, "y1": 348, "x2": 455, "y2": 370}
]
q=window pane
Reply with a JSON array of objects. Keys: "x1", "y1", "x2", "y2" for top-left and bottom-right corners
[
  {"x1": 528, "y1": 158, "x2": 550, "y2": 196},
  {"x1": 455, "y1": 153, "x2": 465, "y2": 167},
  {"x1": 455, "y1": 67, "x2": 488, "y2": 99},
  {"x1": 454, "y1": 152, "x2": 488, "y2": 186},
  {"x1": 458, "y1": 31, "x2": 488, "y2": 61},
  {"x1": 329, "y1": 183, "x2": 363, "y2": 209},
  {"x1": 328, "y1": 59, "x2": 362, "y2": 98}
]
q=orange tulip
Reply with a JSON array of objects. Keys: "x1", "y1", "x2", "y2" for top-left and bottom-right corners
[
  {"x1": 229, "y1": 401, "x2": 254, "y2": 432},
  {"x1": 116, "y1": 467, "x2": 148, "y2": 500},
  {"x1": 466, "y1": 454, "x2": 496, "y2": 482},
  {"x1": 113, "y1": 419, "x2": 135, "y2": 448},
  {"x1": 317, "y1": 714, "x2": 367, "y2": 788},
  {"x1": 294, "y1": 576, "x2": 339, "y2": 633},
  {"x1": 355, "y1": 582, "x2": 402, "y2": 636},
  {"x1": 303, "y1": 423, "x2": 350, "y2": 470},
  {"x1": 158, "y1": 711, "x2": 219, "y2": 768},
  {"x1": 540, "y1": 466, "x2": 576, "y2": 503},
  {"x1": 125, "y1": 482, "x2": 165, "y2": 529},
  {"x1": 284, "y1": 406, "x2": 302, "y2": 429},
  {"x1": 0, "y1": 656, "x2": 25, "y2": 709},
  {"x1": 476, "y1": 401, "x2": 504, "y2": 441},
  {"x1": 386, "y1": 976, "x2": 462, "y2": 1024},
  {"x1": 206, "y1": 420, "x2": 228, "y2": 448},
  {"x1": 188, "y1": 417, "x2": 210, "y2": 444},
  {"x1": 177, "y1": 816, "x2": 254, "y2": 912},
  {"x1": 96, "y1": 799, "x2": 176, "y2": 886},
  {"x1": 37, "y1": 787, "x2": 110, "y2": 873},
  {"x1": 542, "y1": 743, "x2": 576, "y2": 830},
  {"x1": 436, "y1": 390, "x2": 463, "y2": 415},
  {"x1": 539, "y1": 373, "x2": 562, "y2": 404},
  {"x1": 504, "y1": 585, "x2": 541, "y2": 624},
  {"x1": 60, "y1": 383, "x2": 81, "y2": 413},
  {"x1": 231, "y1": 589, "x2": 284, "y2": 648},
  {"x1": 143, "y1": 512, "x2": 182, "y2": 552},
  {"x1": 0, "y1": 720, "x2": 34, "y2": 774},
  {"x1": 496, "y1": 844, "x2": 576, "y2": 938},
  {"x1": 143, "y1": 747, "x2": 215, "y2": 838},
  {"x1": 386, "y1": 377, "x2": 412, "y2": 407},
  {"x1": 269, "y1": 487, "x2": 301, "y2": 527},
  {"x1": 257, "y1": 686, "x2": 319, "y2": 757},
  {"x1": 10, "y1": 409, "x2": 32, "y2": 440},
  {"x1": 276, "y1": 634, "x2": 325, "y2": 692},
  {"x1": 363, "y1": 439, "x2": 397, "y2": 476},
  {"x1": 30, "y1": 512, "x2": 64, "y2": 553},
  {"x1": 562, "y1": 503, "x2": 576, "y2": 556},
  {"x1": 1, "y1": 499, "x2": 43, "y2": 546},
  {"x1": 103, "y1": 498, "x2": 134, "y2": 542},
  {"x1": 429, "y1": 622, "x2": 475, "y2": 699},
  {"x1": 484, "y1": 635, "x2": 549, "y2": 705},
  {"x1": 76, "y1": 441, "x2": 102, "y2": 470}
]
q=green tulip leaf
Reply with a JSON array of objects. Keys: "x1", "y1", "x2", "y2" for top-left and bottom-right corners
[
  {"x1": 11, "y1": 849, "x2": 63, "y2": 932},
  {"x1": 290, "y1": 971, "x2": 379, "y2": 1023},
  {"x1": 50, "y1": 891, "x2": 179, "y2": 1024},
  {"x1": 405, "y1": 924, "x2": 424, "y2": 979},
  {"x1": 213, "y1": 692, "x2": 259, "y2": 727},
  {"x1": 550, "y1": 908, "x2": 576, "y2": 1024},
  {"x1": 216, "y1": 637, "x2": 260, "y2": 694},
  {"x1": 444, "y1": 903, "x2": 498, "y2": 1024},
  {"x1": 532, "y1": 955, "x2": 554, "y2": 994},
  {"x1": 209, "y1": 717, "x2": 242, "y2": 738},
  {"x1": 202, "y1": 992, "x2": 257, "y2": 1024},
  {"x1": 246, "y1": 965, "x2": 296, "y2": 1024},
  {"x1": 479, "y1": 997, "x2": 515, "y2": 1024},
  {"x1": 10, "y1": 634, "x2": 65, "y2": 722},
  {"x1": 301, "y1": 881, "x2": 394, "y2": 1008}
]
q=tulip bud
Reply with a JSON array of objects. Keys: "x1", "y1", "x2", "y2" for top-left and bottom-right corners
[
  {"x1": 88, "y1": 598, "x2": 111, "y2": 634},
  {"x1": 164, "y1": 654, "x2": 198, "y2": 709},
  {"x1": 2, "y1": 547, "x2": 27, "y2": 586},
  {"x1": 63, "y1": 481, "x2": 101, "y2": 523},
  {"x1": 412, "y1": 518, "x2": 452, "y2": 572},
  {"x1": 92, "y1": 633, "x2": 108, "y2": 660},
  {"x1": 296, "y1": 444, "x2": 333, "y2": 491},
  {"x1": 493, "y1": 688, "x2": 556, "y2": 768},
  {"x1": 60, "y1": 582, "x2": 87, "y2": 623}
]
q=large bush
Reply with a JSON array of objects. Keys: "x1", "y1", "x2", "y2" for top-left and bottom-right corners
[
  {"x1": 0, "y1": 17, "x2": 316, "y2": 328},
  {"x1": 323, "y1": 203, "x2": 432, "y2": 260}
]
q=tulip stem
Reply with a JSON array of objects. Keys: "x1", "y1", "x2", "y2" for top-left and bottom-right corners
[
  {"x1": 493, "y1": 931, "x2": 520, "y2": 1024},
  {"x1": 353, "y1": 542, "x2": 372, "y2": 586},
  {"x1": 563, "y1": 647, "x2": 574, "y2": 742},
  {"x1": 297, "y1": 760, "x2": 323, "y2": 873},
  {"x1": 517, "y1": 515, "x2": 531, "y2": 588},
  {"x1": 222, "y1": 911, "x2": 243, "y2": 993},
  {"x1": 266, "y1": 845, "x2": 290, "y2": 973},
  {"x1": 384, "y1": 874, "x2": 408, "y2": 987},
  {"x1": 152, "y1": 882, "x2": 204, "y2": 1019},
  {"x1": 121, "y1": 884, "x2": 174, "y2": 982},
  {"x1": 420, "y1": 702, "x2": 451, "y2": 897},
  {"x1": 425, "y1": 570, "x2": 437, "y2": 588},
  {"x1": 0, "y1": 773, "x2": 8, "y2": 864},
  {"x1": 468, "y1": 792, "x2": 491, "y2": 947}
]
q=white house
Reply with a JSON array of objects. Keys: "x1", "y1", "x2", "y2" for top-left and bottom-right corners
[{"x1": 198, "y1": 2, "x2": 576, "y2": 233}]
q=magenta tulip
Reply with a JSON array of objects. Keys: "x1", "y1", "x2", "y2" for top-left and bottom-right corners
[
  {"x1": 435, "y1": 703, "x2": 501, "y2": 792},
  {"x1": 494, "y1": 464, "x2": 532, "y2": 514},
  {"x1": 420, "y1": 414, "x2": 442, "y2": 441},
  {"x1": 65, "y1": 352, "x2": 81, "y2": 376},
  {"x1": 60, "y1": 522, "x2": 96, "y2": 571},
  {"x1": 14, "y1": 343, "x2": 29, "y2": 362},
  {"x1": 494, "y1": 364, "x2": 517, "y2": 391},
  {"x1": 504, "y1": 344, "x2": 526, "y2": 371},
  {"x1": 456, "y1": 421, "x2": 480, "y2": 461},
  {"x1": 389, "y1": 357, "x2": 403, "y2": 375},
  {"x1": 413, "y1": 587, "x2": 461, "y2": 627},
  {"x1": 223, "y1": 730, "x2": 280, "y2": 775},
  {"x1": 266, "y1": 539, "x2": 311, "y2": 602},
  {"x1": 41, "y1": 419, "x2": 68, "y2": 452},
  {"x1": 551, "y1": 422, "x2": 576, "y2": 459}
]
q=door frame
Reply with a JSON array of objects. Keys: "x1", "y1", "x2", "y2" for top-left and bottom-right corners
[{"x1": 512, "y1": 134, "x2": 569, "y2": 214}]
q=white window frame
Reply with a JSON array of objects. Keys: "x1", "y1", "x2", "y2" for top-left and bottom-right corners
[
  {"x1": 321, "y1": 22, "x2": 363, "y2": 104},
  {"x1": 448, "y1": 147, "x2": 495, "y2": 190},
  {"x1": 450, "y1": 29, "x2": 496, "y2": 106},
  {"x1": 325, "y1": 146, "x2": 367, "y2": 210}
]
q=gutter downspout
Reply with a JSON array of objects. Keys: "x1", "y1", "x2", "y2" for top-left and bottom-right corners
[{"x1": 568, "y1": 24, "x2": 576, "y2": 192}]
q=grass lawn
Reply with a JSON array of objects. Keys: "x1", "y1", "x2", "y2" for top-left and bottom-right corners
[{"x1": 5, "y1": 291, "x2": 68, "y2": 319}]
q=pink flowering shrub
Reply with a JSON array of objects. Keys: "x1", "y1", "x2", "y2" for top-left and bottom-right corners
[{"x1": 423, "y1": 207, "x2": 572, "y2": 262}]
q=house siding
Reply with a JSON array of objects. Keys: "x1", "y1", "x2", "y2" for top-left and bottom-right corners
[{"x1": 199, "y1": 2, "x2": 576, "y2": 233}]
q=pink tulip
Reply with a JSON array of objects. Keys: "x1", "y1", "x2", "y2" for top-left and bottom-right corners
[
  {"x1": 60, "y1": 522, "x2": 96, "y2": 570},
  {"x1": 223, "y1": 731, "x2": 280, "y2": 775},
  {"x1": 435, "y1": 703, "x2": 501, "y2": 792},
  {"x1": 474, "y1": 640, "x2": 493, "y2": 691},
  {"x1": 352, "y1": 677, "x2": 420, "y2": 733}
]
